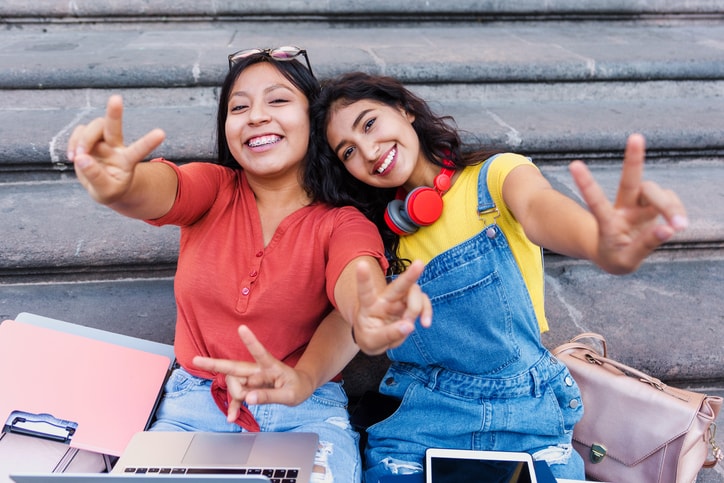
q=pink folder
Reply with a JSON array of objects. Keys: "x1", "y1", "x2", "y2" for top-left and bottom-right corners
[{"x1": 0, "y1": 319, "x2": 171, "y2": 456}]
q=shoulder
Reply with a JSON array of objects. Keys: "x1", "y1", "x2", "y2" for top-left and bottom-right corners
[
  {"x1": 481, "y1": 153, "x2": 537, "y2": 193},
  {"x1": 308, "y1": 204, "x2": 375, "y2": 229},
  {"x1": 485, "y1": 152, "x2": 535, "y2": 175}
]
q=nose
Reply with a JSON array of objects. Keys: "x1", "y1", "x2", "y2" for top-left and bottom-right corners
[
  {"x1": 359, "y1": 139, "x2": 380, "y2": 163},
  {"x1": 247, "y1": 101, "x2": 270, "y2": 125}
]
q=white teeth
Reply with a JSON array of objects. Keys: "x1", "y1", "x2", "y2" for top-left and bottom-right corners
[
  {"x1": 376, "y1": 148, "x2": 396, "y2": 174},
  {"x1": 248, "y1": 135, "x2": 281, "y2": 147}
]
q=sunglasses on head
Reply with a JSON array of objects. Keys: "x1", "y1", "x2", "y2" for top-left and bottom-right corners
[{"x1": 227, "y1": 46, "x2": 313, "y2": 76}]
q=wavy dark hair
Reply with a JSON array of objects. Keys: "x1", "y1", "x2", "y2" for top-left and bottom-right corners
[
  {"x1": 308, "y1": 71, "x2": 498, "y2": 273},
  {"x1": 216, "y1": 52, "x2": 321, "y2": 191}
]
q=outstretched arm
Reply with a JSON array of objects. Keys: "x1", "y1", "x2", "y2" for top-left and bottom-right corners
[
  {"x1": 192, "y1": 256, "x2": 432, "y2": 413},
  {"x1": 67, "y1": 94, "x2": 177, "y2": 220},
  {"x1": 504, "y1": 133, "x2": 687, "y2": 274}
]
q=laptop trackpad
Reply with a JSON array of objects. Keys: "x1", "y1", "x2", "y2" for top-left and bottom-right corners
[{"x1": 182, "y1": 433, "x2": 254, "y2": 465}]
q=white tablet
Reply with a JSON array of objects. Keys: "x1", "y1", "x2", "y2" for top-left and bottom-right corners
[{"x1": 425, "y1": 448, "x2": 545, "y2": 483}]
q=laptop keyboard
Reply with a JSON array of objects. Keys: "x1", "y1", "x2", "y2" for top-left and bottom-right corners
[{"x1": 122, "y1": 466, "x2": 300, "y2": 482}]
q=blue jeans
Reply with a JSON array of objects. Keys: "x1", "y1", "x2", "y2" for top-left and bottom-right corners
[{"x1": 151, "y1": 367, "x2": 361, "y2": 483}]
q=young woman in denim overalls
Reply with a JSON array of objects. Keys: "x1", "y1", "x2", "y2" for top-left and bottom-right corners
[{"x1": 308, "y1": 72, "x2": 688, "y2": 482}]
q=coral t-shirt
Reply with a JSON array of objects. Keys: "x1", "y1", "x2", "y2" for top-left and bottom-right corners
[{"x1": 147, "y1": 160, "x2": 388, "y2": 379}]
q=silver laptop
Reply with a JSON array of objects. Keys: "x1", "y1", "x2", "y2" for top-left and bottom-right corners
[
  {"x1": 109, "y1": 431, "x2": 319, "y2": 481},
  {"x1": 11, "y1": 476, "x2": 270, "y2": 482}
]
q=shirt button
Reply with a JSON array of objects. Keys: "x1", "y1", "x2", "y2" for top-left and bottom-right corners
[
  {"x1": 241, "y1": 287, "x2": 250, "y2": 296},
  {"x1": 569, "y1": 399, "x2": 580, "y2": 409},
  {"x1": 384, "y1": 377, "x2": 395, "y2": 386},
  {"x1": 565, "y1": 376, "x2": 574, "y2": 387},
  {"x1": 256, "y1": 250, "x2": 263, "y2": 257},
  {"x1": 249, "y1": 270, "x2": 258, "y2": 277}
]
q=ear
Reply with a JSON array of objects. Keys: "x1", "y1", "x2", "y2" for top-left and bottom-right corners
[{"x1": 398, "y1": 105, "x2": 415, "y2": 124}]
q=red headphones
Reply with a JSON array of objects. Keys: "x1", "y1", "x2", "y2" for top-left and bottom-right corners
[{"x1": 384, "y1": 163, "x2": 455, "y2": 235}]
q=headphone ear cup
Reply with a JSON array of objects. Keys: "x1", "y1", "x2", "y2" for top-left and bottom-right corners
[
  {"x1": 405, "y1": 187, "x2": 444, "y2": 226},
  {"x1": 385, "y1": 199, "x2": 419, "y2": 235}
]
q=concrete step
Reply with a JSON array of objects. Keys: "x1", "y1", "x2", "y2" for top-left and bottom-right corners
[
  {"x1": 1, "y1": 19, "x2": 722, "y2": 177},
  {"x1": 2, "y1": 161, "x2": 721, "y2": 281},
  {"x1": 1, "y1": 0, "x2": 722, "y2": 22},
  {"x1": 2, "y1": 20, "x2": 723, "y2": 89},
  {"x1": 1, "y1": 81, "x2": 723, "y2": 180},
  {"x1": 0, "y1": 179, "x2": 178, "y2": 282},
  {"x1": 2, "y1": 252, "x2": 723, "y2": 387}
]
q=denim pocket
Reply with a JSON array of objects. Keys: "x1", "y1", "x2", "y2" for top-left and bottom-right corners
[
  {"x1": 309, "y1": 381, "x2": 349, "y2": 409},
  {"x1": 162, "y1": 367, "x2": 208, "y2": 399}
]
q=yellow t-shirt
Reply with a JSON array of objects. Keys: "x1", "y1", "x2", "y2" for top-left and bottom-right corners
[{"x1": 399, "y1": 153, "x2": 548, "y2": 332}]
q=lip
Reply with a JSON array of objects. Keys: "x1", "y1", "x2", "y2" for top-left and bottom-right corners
[{"x1": 372, "y1": 146, "x2": 397, "y2": 176}]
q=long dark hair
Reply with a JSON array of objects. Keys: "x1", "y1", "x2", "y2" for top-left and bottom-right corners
[
  {"x1": 216, "y1": 53, "x2": 321, "y2": 191},
  {"x1": 308, "y1": 72, "x2": 498, "y2": 273}
]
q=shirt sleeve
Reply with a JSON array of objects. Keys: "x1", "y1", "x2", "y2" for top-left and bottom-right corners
[
  {"x1": 324, "y1": 206, "x2": 389, "y2": 308},
  {"x1": 145, "y1": 159, "x2": 232, "y2": 227}
]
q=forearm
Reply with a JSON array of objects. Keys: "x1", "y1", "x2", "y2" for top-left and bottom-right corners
[
  {"x1": 294, "y1": 310, "x2": 359, "y2": 392},
  {"x1": 525, "y1": 190, "x2": 600, "y2": 261},
  {"x1": 504, "y1": 164, "x2": 599, "y2": 261},
  {"x1": 107, "y1": 161, "x2": 178, "y2": 220}
]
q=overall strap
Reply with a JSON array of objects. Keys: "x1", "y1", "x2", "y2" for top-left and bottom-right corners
[{"x1": 477, "y1": 153, "x2": 503, "y2": 217}]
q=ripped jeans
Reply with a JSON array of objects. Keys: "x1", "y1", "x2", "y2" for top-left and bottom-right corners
[{"x1": 152, "y1": 367, "x2": 361, "y2": 482}]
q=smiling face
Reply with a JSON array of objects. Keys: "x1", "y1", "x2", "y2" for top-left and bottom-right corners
[
  {"x1": 224, "y1": 62, "x2": 310, "y2": 181},
  {"x1": 325, "y1": 99, "x2": 425, "y2": 191}
]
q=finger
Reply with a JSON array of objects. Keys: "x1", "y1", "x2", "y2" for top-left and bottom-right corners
[
  {"x1": 246, "y1": 387, "x2": 293, "y2": 406},
  {"x1": 403, "y1": 284, "x2": 433, "y2": 328},
  {"x1": 224, "y1": 376, "x2": 247, "y2": 422},
  {"x1": 237, "y1": 325, "x2": 278, "y2": 370},
  {"x1": 615, "y1": 133, "x2": 646, "y2": 208},
  {"x1": 67, "y1": 124, "x2": 87, "y2": 161},
  {"x1": 569, "y1": 160, "x2": 614, "y2": 224},
  {"x1": 227, "y1": 397, "x2": 243, "y2": 423},
  {"x1": 73, "y1": 116, "x2": 108, "y2": 158},
  {"x1": 355, "y1": 320, "x2": 414, "y2": 355},
  {"x1": 103, "y1": 95, "x2": 125, "y2": 148},
  {"x1": 638, "y1": 182, "x2": 689, "y2": 232},
  {"x1": 125, "y1": 128, "x2": 166, "y2": 163},
  {"x1": 192, "y1": 355, "x2": 259, "y2": 377},
  {"x1": 379, "y1": 259, "x2": 425, "y2": 304}
]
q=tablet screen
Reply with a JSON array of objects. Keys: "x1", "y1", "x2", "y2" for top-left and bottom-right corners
[{"x1": 425, "y1": 449, "x2": 537, "y2": 483}]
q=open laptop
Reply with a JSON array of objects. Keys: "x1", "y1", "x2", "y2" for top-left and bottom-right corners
[
  {"x1": 11, "y1": 431, "x2": 318, "y2": 482},
  {"x1": 11, "y1": 476, "x2": 270, "y2": 482},
  {"x1": 425, "y1": 448, "x2": 557, "y2": 483},
  {"x1": 115, "y1": 431, "x2": 317, "y2": 480}
]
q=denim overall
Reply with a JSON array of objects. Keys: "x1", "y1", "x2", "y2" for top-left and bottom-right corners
[{"x1": 364, "y1": 159, "x2": 585, "y2": 482}]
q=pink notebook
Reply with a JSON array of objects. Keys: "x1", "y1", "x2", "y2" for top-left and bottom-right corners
[{"x1": 0, "y1": 319, "x2": 171, "y2": 456}]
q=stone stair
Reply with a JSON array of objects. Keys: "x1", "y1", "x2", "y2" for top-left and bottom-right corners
[{"x1": 1, "y1": 2, "x2": 723, "y2": 479}]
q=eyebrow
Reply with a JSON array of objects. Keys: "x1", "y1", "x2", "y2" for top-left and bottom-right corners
[
  {"x1": 333, "y1": 108, "x2": 373, "y2": 155},
  {"x1": 229, "y1": 83, "x2": 295, "y2": 101}
]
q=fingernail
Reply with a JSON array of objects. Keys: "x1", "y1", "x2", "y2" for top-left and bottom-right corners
[
  {"x1": 398, "y1": 323, "x2": 413, "y2": 335},
  {"x1": 672, "y1": 215, "x2": 689, "y2": 231},
  {"x1": 655, "y1": 226, "x2": 673, "y2": 242},
  {"x1": 67, "y1": 150, "x2": 74, "y2": 161},
  {"x1": 75, "y1": 154, "x2": 91, "y2": 169}
]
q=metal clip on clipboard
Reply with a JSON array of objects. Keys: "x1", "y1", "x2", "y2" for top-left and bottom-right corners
[{"x1": 3, "y1": 410, "x2": 77, "y2": 444}]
